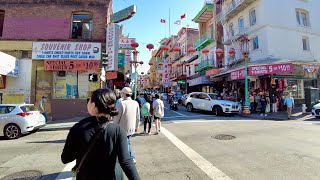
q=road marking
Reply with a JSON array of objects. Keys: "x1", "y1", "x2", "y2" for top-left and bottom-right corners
[
  {"x1": 161, "y1": 127, "x2": 232, "y2": 180},
  {"x1": 164, "y1": 107, "x2": 186, "y2": 116},
  {"x1": 55, "y1": 161, "x2": 76, "y2": 180}
]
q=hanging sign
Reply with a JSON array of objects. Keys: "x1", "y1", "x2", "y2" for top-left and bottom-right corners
[
  {"x1": 230, "y1": 68, "x2": 245, "y2": 80},
  {"x1": 105, "y1": 24, "x2": 120, "y2": 71},
  {"x1": 301, "y1": 64, "x2": 320, "y2": 72},
  {"x1": 249, "y1": 63, "x2": 293, "y2": 76},
  {"x1": 44, "y1": 60, "x2": 100, "y2": 71}
]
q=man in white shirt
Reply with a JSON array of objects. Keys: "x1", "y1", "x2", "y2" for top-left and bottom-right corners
[{"x1": 153, "y1": 94, "x2": 164, "y2": 135}]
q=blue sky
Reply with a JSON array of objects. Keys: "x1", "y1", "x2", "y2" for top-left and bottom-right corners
[{"x1": 113, "y1": 0, "x2": 204, "y2": 73}]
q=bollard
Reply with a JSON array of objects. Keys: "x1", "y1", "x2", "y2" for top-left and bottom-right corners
[{"x1": 302, "y1": 104, "x2": 307, "y2": 113}]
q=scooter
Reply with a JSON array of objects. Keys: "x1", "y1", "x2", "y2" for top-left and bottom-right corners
[{"x1": 170, "y1": 99, "x2": 179, "y2": 111}]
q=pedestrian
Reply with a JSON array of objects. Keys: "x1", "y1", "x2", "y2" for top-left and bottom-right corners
[
  {"x1": 260, "y1": 94, "x2": 267, "y2": 116},
  {"x1": 61, "y1": 88, "x2": 140, "y2": 180},
  {"x1": 271, "y1": 94, "x2": 277, "y2": 112},
  {"x1": 284, "y1": 92, "x2": 295, "y2": 119},
  {"x1": 249, "y1": 92, "x2": 255, "y2": 113},
  {"x1": 141, "y1": 95, "x2": 152, "y2": 134},
  {"x1": 113, "y1": 87, "x2": 140, "y2": 163},
  {"x1": 153, "y1": 94, "x2": 164, "y2": 135},
  {"x1": 39, "y1": 96, "x2": 48, "y2": 123}
]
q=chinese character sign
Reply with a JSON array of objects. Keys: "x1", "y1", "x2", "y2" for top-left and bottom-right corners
[
  {"x1": 106, "y1": 24, "x2": 120, "y2": 71},
  {"x1": 230, "y1": 68, "x2": 245, "y2": 80}
]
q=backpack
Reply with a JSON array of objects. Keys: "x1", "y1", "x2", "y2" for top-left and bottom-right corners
[
  {"x1": 141, "y1": 103, "x2": 150, "y2": 117},
  {"x1": 154, "y1": 100, "x2": 164, "y2": 118}
]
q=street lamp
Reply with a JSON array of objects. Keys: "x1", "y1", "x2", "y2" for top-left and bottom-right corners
[
  {"x1": 241, "y1": 36, "x2": 251, "y2": 114},
  {"x1": 130, "y1": 41, "x2": 144, "y2": 99}
]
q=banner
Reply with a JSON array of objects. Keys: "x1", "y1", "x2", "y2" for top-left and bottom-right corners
[
  {"x1": 249, "y1": 63, "x2": 293, "y2": 76},
  {"x1": 44, "y1": 60, "x2": 100, "y2": 71},
  {"x1": 106, "y1": 24, "x2": 120, "y2": 71},
  {"x1": 32, "y1": 42, "x2": 101, "y2": 60},
  {"x1": 230, "y1": 68, "x2": 245, "y2": 80},
  {"x1": 118, "y1": 53, "x2": 125, "y2": 67},
  {"x1": 119, "y1": 38, "x2": 136, "y2": 49}
]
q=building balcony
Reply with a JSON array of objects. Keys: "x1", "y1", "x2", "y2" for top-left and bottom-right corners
[
  {"x1": 193, "y1": 2, "x2": 214, "y2": 23},
  {"x1": 216, "y1": 0, "x2": 256, "y2": 23},
  {"x1": 195, "y1": 59, "x2": 215, "y2": 73},
  {"x1": 194, "y1": 31, "x2": 215, "y2": 51},
  {"x1": 223, "y1": 27, "x2": 249, "y2": 45}
]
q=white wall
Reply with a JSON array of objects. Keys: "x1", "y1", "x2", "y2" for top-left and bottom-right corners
[
  {"x1": 223, "y1": 0, "x2": 320, "y2": 63},
  {"x1": 0, "y1": 59, "x2": 32, "y2": 104}
]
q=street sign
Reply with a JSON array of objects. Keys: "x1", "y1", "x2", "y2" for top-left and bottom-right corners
[
  {"x1": 110, "y1": 5, "x2": 136, "y2": 23},
  {"x1": 177, "y1": 80, "x2": 186, "y2": 84}
]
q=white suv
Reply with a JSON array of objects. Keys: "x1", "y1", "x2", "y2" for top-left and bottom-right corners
[
  {"x1": 185, "y1": 92, "x2": 241, "y2": 115},
  {"x1": 312, "y1": 102, "x2": 320, "y2": 119}
]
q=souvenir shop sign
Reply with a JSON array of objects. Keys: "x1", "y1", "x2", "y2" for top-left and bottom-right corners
[
  {"x1": 44, "y1": 60, "x2": 100, "y2": 71},
  {"x1": 301, "y1": 64, "x2": 320, "y2": 72},
  {"x1": 32, "y1": 42, "x2": 101, "y2": 60},
  {"x1": 249, "y1": 63, "x2": 293, "y2": 76},
  {"x1": 230, "y1": 68, "x2": 245, "y2": 80}
]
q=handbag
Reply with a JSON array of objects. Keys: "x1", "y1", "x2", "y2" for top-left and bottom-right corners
[{"x1": 72, "y1": 122, "x2": 109, "y2": 178}]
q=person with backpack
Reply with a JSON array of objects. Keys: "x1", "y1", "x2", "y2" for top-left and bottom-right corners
[
  {"x1": 141, "y1": 95, "x2": 152, "y2": 134},
  {"x1": 153, "y1": 94, "x2": 164, "y2": 135}
]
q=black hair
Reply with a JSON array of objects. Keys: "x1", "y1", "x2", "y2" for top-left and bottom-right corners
[
  {"x1": 155, "y1": 94, "x2": 160, "y2": 99},
  {"x1": 90, "y1": 88, "x2": 119, "y2": 117},
  {"x1": 146, "y1": 95, "x2": 153, "y2": 103}
]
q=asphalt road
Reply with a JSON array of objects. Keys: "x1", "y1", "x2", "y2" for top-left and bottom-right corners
[{"x1": 0, "y1": 103, "x2": 320, "y2": 180}]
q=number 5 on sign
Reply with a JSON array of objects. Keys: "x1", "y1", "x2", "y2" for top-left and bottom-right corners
[{"x1": 69, "y1": 61, "x2": 74, "y2": 70}]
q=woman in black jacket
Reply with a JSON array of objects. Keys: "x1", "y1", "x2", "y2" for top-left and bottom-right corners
[{"x1": 61, "y1": 88, "x2": 140, "y2": 180}]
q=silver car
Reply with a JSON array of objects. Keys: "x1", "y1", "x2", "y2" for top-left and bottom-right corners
[{"x1": 0, "y1": 104, "x2": 46, "y2": 139}]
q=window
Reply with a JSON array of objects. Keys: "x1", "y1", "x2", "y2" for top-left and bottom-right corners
[
  {"x1": 71, "y1": 12, "x2": 93, "y2": 39},
  {"x1": 0, "y1": 106, "x2": 15, "y2": 114},
  {"x1": 0, "y1": 10, "x2": 4, "y2": 37},
  {"x1": 190, "y1": 93, "x2": 199, "y2": 98},
  {"x1": 296, "y1": 9, "x2": 310, "y2": 27},
  {"x1": 252, "y1": 36, "x2": 259, "y2": 50},
  {"x1": 250, "y1": 9, "x2": 256, "y2": 26},
  {"x1": 229, "y1": 23, "x2": 234, "y2": 36},
  {"x1": 238, "y1": 17, "x2": 244, "y2": 33},
  {"x1": 199, "y1": 93, "x2": 209, "y2": 100},
  {"x1": 302, "y1": 37, "x2": 310, "y2": 51},
  {"x1": 21, "y1": 51, "x2": 29, "y2": 58}
]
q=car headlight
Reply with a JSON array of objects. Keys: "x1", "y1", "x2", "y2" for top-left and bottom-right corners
[{"x1": 221, "y1": 103, "x2": 231, "y2": 107}]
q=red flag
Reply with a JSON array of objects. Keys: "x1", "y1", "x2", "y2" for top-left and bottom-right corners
[
  {"x1": 180, "y1": 13, "x2": 186, "y2": 19},
  {"x1": 160, "y1": 19, "x2": 166, "y2": 23}
]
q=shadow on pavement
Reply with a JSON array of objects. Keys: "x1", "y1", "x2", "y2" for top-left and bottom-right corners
[
  {"x1": 304, "y1": 118, "x2": 320, "y2": 121},
  {"x1": 27, "y1": 139, "x2": 66, "y2": 144}
]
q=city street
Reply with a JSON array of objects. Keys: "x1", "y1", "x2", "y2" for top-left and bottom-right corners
[{"x1": 0, "y1": 104, "x2": 320, "y2": 180}]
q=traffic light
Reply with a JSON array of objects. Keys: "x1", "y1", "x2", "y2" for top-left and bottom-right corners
[
  {"x1": 101, "y1": 52, "x2": 108, "y2": 67},
  {"x1": 89, "y1": 74, "x2": 98, "y2": 82}
]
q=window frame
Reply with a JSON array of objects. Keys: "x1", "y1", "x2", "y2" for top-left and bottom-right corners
[
  {"x1": 295, "y1": 8, "x2": 310, "y2": 27},
  {"x1": 229, "y1": 23, "x2": 234, "y2": 36},
  {"x1": 249, "y1": 9, "x2": 257, "y2": 26},
  {"x1": 71, "y1": 12, "x2": 93, "y2": 39},
  {"x1": 252, "y1": 36, "x2": 259, "y2": 50},
  {"x1": 238, "y1": 17, "x2": 245, "y2": 33},
  {"x1": 302, "y1": 36, "x2": 310, "y2": 51}
]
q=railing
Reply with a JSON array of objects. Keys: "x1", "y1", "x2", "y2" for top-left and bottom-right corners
[
  {"x1": 217, "y1": 0, "x2": 256, "y2": 22},
  {"x1": 223, "y1": 26, "x2": 249, "y2": 45},
  {"x1": 194, "y1": 31, "x2": 215, "y2": 50},
  {"x1": 195, "y1": 59, "x2": 215, "y2": 72}
]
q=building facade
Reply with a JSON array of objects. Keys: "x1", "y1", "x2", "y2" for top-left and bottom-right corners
[{"x1": 0, "y1": 0, "x2": 112, "y2": 120}]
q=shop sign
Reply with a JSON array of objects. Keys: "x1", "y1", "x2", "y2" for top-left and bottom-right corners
[
  {"x1": 106, "y1": 24, "x2": 120, "y2": 71},
  {"x1": 301, "y1": 64, "x2": 320, "y2": 72},
  {"x1": 32, "y1": 42, "x2": 101, "y2": 60},
  {"x1": 125, "y1": 50, "x2": 132, "y2": 63},
  {"x1": 119, "y1": 38, "x2": 136, "y2": 50},
  {"x1": 177, "y1": 80, "x2": 186, "y2": 84},
  {"x1": 118, "y1": 53, "x2": 125, "y2": 67},
  {"x1": 249, "y1": 63, "x2": 293, "y2": 76},
  {"x1": 0, "y1": 52, "x2": 19, "y2": 77},
  {"x1": 106, "y1": 71, "x2": 117, "y2": 80},
  {"x1": 0, "y1": 75, "x2": 6, "y2": 89},
  {"x1": 188, "y1": 76, "x2": 211, "y2": 86},
  {"x1": 230, "y1": 68, "x2": 245, "y2": 80},
  {"x1": 44, "y1": 60, "x2": 100, "y2": 71}
]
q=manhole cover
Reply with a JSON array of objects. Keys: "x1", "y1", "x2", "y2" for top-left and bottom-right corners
[
  {"x1": 213, "y1": 134, "x2": 236, "y2": 140},
  {"x1": 1, "y1": 170, "x2": 42, "y2": 180}
]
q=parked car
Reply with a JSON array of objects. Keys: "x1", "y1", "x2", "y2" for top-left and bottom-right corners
[
  {"x1": 0, "y1": 104, "x2": 46, "y2": 139},
  {"x1": 185, "y1": 92, "x2": 241, "y2": 115},
  {"x1": 181, "y1": 94, "x2": 189, "y2": 106},
  {"x1": 312, "y1": 102, "x2": 320, "y2": 119}
]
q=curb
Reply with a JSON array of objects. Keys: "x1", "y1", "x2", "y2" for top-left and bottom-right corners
[{"x1": 237, "y1": 114, "x2": 297, "y2": 121}]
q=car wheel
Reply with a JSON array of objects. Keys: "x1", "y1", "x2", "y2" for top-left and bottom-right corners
[
  {"x1": 4, "y1": 124, "x2": 21, "y2": 140},
  {"x1": 187, "y1": 103, "x2": 194, "y2": 112},
  {"x1": 213, "y1": 106, "x2": 222, "y2": 116}
]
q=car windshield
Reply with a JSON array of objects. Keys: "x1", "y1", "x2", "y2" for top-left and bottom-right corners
[
  {"x1": 20, "y1": 105, "x2": 38, "y2": 112},
  {"x1": 208, "y1": 94, "x2": 218, "y2": 100}
]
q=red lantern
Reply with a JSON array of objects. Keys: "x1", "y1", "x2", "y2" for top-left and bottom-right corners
[
  {"x1": 141, "y1": 72, "x2": 144, "y2": 75},
  {"x1": 159, "y1": 62, "x2": 164, "y2": 66},
  {"x1": 168, "y1": 63, "x2": 172, "y2": 66},
  {"x1": 131, "y1": 41, "x2": 139, "y2": 48},
  {"x1": 177, "y1": 63, "x2": 182, "y2": 67},
  {"x1": 187, "y1": 47, "x2": 196, "y2": 54},
  {"x1": 139, "y1": 61, "x2": 144, "y2": 65},
  {"x1": 129, "y1": 60, "x2": 133, "y2": 64},
  {"x1": 161, "y1": 45, "x2": 169, "y2": 52},
  {"x1": 185, "y1": 63, "x2": 190, "y2": 67},
  {"x1": 194, "y1": 63, "x2": 199, "y2": 67},
  {"x1": 228, "y1": 48, "x2": 236, "y2": 55},
  {"x1": 201, "y1": 48, "x2": 209, "y2": 54},
  {"x1": 146, "y1": 44, "x2": 154, "y2": 51},
  {"x1": 148, "y1": 62, "x2": 153, "y2": 66},
  {"x1": 173, "y1": 46, "x2": 181, "y2": 53},
  {"x1": 147, "y1": 72, "x2": 151, "y2": 75},
  {"x1": 215, "y1": 48, "x2": 223, "y2": 57}
]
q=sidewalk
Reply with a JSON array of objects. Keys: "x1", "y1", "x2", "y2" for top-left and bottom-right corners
[
  {"x1": 40, "y1": 117, "x2": 84, "y2": 131},
  {"x1": 238, "y1": 107, "x2": 313, "y2": 121}
]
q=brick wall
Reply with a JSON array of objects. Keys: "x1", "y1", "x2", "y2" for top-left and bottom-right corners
[{"x1": 0, "y1": 2, "x2": 110, "y2": 41}]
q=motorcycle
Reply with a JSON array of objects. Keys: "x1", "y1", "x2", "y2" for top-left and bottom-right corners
[{"x1": 170, "y1": 99, "x2": 179, "y2": 111}]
